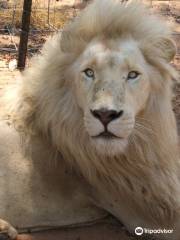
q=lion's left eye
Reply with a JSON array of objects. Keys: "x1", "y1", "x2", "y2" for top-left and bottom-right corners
[
  {"x1": 127, "y1": 71, "x2": 140, "y2": 80},
  {"x1": 83, "y1": 68, "x2": 95, "y2": 79}
]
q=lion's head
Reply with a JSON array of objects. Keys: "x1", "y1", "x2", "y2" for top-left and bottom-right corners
[
  {"x1": 70, "y1": 37, "x2": 151, "y2": 155},
  {"x1": 11, "y1": 0, "x2": 178, "y2": 166}
]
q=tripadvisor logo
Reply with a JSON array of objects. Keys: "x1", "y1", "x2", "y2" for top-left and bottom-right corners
[
  {"x1": 135, "y1": 227, "x2": 173, "y2": 236},
  {"x1": 135, "y1": 227, "x2": 143, "y2": 236}
]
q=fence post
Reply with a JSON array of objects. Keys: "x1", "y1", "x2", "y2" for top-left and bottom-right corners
[{"x1": 17, "y1": 0, "x2": 32, "y2": 70}]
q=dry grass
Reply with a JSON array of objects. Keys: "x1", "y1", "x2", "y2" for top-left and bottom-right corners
[
  {"x1": 0, "y1": 0, "x2": 76, "y2": 30},
  {"x1": 31, "y1": 9, "x2": 74, "y2": 29}
]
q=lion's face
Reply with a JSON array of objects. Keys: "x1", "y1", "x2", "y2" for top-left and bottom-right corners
[
  {"x1": 71, "y1": 38, "x2": 150, "y2": 155},
  {"x1": 71, "y1": 38, "x2": 151, "y2": 155}
]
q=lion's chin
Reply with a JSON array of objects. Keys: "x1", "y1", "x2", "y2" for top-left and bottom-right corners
[{"x1": 90, "y1": 137, "x2": 128, "y2": 156}]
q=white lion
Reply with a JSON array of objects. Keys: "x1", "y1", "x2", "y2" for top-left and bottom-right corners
[{"x1": 1, "y1": 0, "x2": 180, "y2": 239}]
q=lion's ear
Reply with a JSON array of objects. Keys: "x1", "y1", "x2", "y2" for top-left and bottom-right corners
[{"x1": 151, "y1": 37, "x2": 176, "y2": 62}]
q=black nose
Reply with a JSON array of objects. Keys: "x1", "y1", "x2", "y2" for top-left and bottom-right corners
[{"x1": 91, "y1": 108, "x2": 124, "y2": 126}]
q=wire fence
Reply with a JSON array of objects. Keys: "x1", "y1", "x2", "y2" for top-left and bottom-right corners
[
  {"x1": 0, "y1": 0, "x2": 81, "y2": 57},
  {"x1": 0, "y1": 0, "x2": 179, "y2": 69}
]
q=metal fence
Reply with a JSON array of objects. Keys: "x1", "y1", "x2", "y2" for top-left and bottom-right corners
[{"x1": 0, "y1": 0, "x2": 81, "y2": 56}]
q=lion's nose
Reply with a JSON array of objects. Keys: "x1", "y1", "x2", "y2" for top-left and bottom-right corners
[{"x1": 91, "y1": 108, "x2": 124, "y2": 126}]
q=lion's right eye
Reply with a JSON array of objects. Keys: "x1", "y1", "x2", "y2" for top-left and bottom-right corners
[
  {"x1": 127, "y1": 71, "x2": 140, "y2": 80},
  {"x1": 83, "y1": 68, "x2": 95, "y2": 79}
]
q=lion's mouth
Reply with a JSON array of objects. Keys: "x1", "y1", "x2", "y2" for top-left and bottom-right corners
[{"x1": 92, "y1": 131, "x2": 121, "y2": 140}]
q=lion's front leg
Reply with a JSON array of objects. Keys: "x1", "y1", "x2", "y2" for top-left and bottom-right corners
[{"x1": 0, "y1": 219, "x2": 17, "y2": 240}]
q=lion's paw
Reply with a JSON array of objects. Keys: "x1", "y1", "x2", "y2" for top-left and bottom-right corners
[{"x1": 0, "y1": 219, "x2": 17, "y2": 240}]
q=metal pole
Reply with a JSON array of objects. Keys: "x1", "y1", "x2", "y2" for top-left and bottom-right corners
[
  {"x1": 17, "y1": 0, "x2": 32, "y2": 70},
  {"x1": 11, "y1": 0, "x2": 17, "y2": 34},
  {"x1": 47, "y1": 0, "x2": 51, "y2": 26}
]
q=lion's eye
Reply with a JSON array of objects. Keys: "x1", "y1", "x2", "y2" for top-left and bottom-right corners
[
  {"x1": 127, "y1": 71, "x2": 140, "y2": 80},
  {"x1": 83, "y1": 68, "x2": 94, "y2": 79}
]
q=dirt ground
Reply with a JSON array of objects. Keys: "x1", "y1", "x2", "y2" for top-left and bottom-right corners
[{"x1": 0, "y1": 1, "x2": 179, "y2": 240}]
